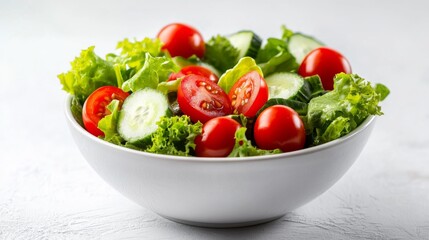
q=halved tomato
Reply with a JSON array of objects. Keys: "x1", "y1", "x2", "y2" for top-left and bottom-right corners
[
  {"x1": 169, "y1": 65, "x2": 218, "y2": 83},
  {"x1": 177, "y1": 75, "x2": 232, "y2": 123},
  {"x1": 228, "y1": 71, "x2": 269, "y2": 118},
  {"x1": 82, "y1": 86, "x2": 129, "y2": 137}
]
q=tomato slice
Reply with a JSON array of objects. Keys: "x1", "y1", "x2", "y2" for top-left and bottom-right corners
[
  {"x1": 169, "y1": 65, "x2": 218, "y2": 83},
  {"x1": 177, "y1": 75, "x2": 232, "y2": 123},
  {"x1": 228, "y1": 71, "x2": 269, "y2": 118},
  {"x1": 195, "y1": 117, "x2": 241, "y2": 157},
  {"x1": 82, "y1": 86, "x2": 129, "y2": 137}
]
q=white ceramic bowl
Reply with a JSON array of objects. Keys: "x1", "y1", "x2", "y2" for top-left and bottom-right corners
[{"x1": 65, "y1": 96, "x2": 376, "y2": 227}]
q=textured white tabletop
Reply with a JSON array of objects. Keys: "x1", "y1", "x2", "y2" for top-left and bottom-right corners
[{"x1": 1, "y1": 0, "x2": 429, "y2": 239}]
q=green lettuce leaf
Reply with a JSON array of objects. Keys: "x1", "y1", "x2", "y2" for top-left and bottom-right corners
[
  {"x1": 115, "y1": 37, "x2": 163, "y2": 70},
  {"x1": 204, "y1": 35, "x2": 240, "y2": 73},
  {"x1": 256, "y1": 38, "x2": 299, "y2": 76},
  {"x1": 146, "y1": 116, "x2": 202, "y2": 156},
  {"x1": 375, "y1": 83, "x2": 390, "y2": 101},
  {"x1": 70, "y1": 97, "x2": 84, "y2": 127},
  {"x1": 157, "y1": 77, "x2": 183, "y2": 95},
  {"x1": 58, "y1": 46, "x2": 116, "y2": 103},
  {"x1": 228, "y1": 127, "x2": 281, "y2": 157},
  {"x1": 307, "y1": 73, "x2": 386, "y2": 145},
  {"x1": 217, "y1": 57, "x2": 263, "y2": 93},
  {"x1": 122, "y1": 53, "x2": 180, "y2": 92},
  {"x1": 106, "y1": 37, "x2": 164, "y2": 81},
  {"x1": 281, "y1": 25, "x2": 294, "y2": 41},
  {"x1": 97, "y1": 100, "x2": 124, "y2": 145}
]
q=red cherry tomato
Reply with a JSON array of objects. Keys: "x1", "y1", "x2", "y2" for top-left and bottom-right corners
[
  {"x1": 169, "y1": 65, "x2": 218, "y2": 83},
  {"x1": 298, "y1": 47, "x2": 352, "y2": 90},
  {"x1": 157, "y1": 23, "x2": 205, "y2": 58},
  {"x1": 82, "y1": 86, "x2": 129, "y2": 137},
  {"x1": 177, "y1": 75, "x2": 232, "y2": 123},
  {"x1": 195, "y1": 117, "x2": 241, "y2": 157},
  {"x1": 228, "y1": 71, "x2": 269, "y2": 118},
  {"x1": 254, "y1": 105, "x2": 305, "y2": 152}
]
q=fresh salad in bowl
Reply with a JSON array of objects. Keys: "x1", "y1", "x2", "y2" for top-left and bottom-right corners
[{"x1": 59, "y1": 23, "x2": 389, "y2": 158}]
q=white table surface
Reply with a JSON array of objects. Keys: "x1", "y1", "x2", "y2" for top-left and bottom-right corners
[{"x1": 1, "y1": 0, "x2": 429, "y2": 239}]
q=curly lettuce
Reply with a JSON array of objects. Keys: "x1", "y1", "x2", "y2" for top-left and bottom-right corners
[
  {"x1": 306, "y1": 73, "x2": 387, "y2": 145},
  {"x1": 121, "y1": 53, "x2": 179, "y2": 92},
  {"x1": 229, "y1": 127, "x2": 281, "y2": 157},
  {"x1": 204, "y1": 35, "x2": 240, "y2": 73},
  {"x1": 146, "y1": 116, "x2": 202, "y2": 156},
  {"x1": 58, "y1": 46, "x2": 116, "y2": 103},
  {"x1": 107, "y1": 37, "x2": 163, "y2": 71}
]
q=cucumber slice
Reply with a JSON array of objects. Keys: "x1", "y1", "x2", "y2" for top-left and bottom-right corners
[
  {"x1": 118, "y1": 89, "x2": 171, "y2": 143},
  {"x1": 288, "y1": 33, "x2": 324, "y2": 64},
  {"x1": 265, "y1": 72, "x2": 304, "y2": 100},
  {"x1": 228, "y1": 31, "x2": 262, "y2": 60}
]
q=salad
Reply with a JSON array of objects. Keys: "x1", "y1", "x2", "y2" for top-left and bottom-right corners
[{"x1": 59, "y1": 23, "x2": 389, "y2": 157}]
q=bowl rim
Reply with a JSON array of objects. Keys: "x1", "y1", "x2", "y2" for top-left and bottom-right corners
[{"x1": 65, "y1": 95, "x2": 375, "y2": 163}]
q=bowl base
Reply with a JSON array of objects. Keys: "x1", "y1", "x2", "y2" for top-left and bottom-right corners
[{"x1": 159, "y1": 214, "x2": 286, "y2": 228}]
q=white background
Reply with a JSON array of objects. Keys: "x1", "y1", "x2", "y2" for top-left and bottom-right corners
[{"x1": 1, "y1": 0, "x2": 429, "y2": 239}]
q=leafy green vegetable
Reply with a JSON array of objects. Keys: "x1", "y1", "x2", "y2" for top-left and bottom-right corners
[
  {"x1": 122, "y1": 53, "x2": 180, "y2": 92},
  {"x1": 146, "y1": 115, "x2": 202, "y2": 156},
  {"x1": 306, "y1": 73, "x2": 385, "y2": 145},
  {"x1": 98, "y1": 100, "x2": 124, "y2": 145},
  {"x1": 204, "y1": 35, "x2": 240, "y2": 73},
  {"x1": 256, "y1": 38, "x2": 287, "y2": 63},
  {"x1": 256, "y1": 38, "x2": 299, "y2": 76},
  {"x1": 157, "y1": 77, "x2": 183, "y2": 95},
  {"x1": 375, "y1": 83, "x2": 390, "y2": 101},
  {"x1": 58, "y1": 46, "x2": 116, "y2": 103},
  {"x1": 106, "y1": 37, "x2": 164, "y2": 81},
  {"x1": 217, "y1": 57, "x2": 263, "y2": 93},
  {"x1": 70, "y1": 97, "x2": 84, "y2": 127},
  {"x1": 281, "y1": 25, "x2": 294, "y2": 41},
  {"x1": 229, "y1": 127, "x2": 282, "y2": 157},
  {"x1": 172, "y1": 55, "x2": 200, "y2": 68},
  {"x1": 115, "y1": 37, "x2": 163, "y2": 70}
]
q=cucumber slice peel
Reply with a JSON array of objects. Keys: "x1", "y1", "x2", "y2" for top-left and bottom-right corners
[
  {"x1": 288, "y1": 33, "x2": 324, "y2": 64},
  {"x1": 228, "y1": 31, "x2": 262, "y2": 60}
]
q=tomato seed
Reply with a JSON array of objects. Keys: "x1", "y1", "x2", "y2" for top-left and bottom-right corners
[
  {"x1": 214, "y1": 100, "x2": 222, "y2": 108},
  {"x1": 205, "y1": 85, "x2": 212, "y2": 91},
  {"x1": 231, "y1": 100, "x2": 236, "y2": 106},
  {"x1": 198, "y1": 81, "x2": 207, "y2": 87}
]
